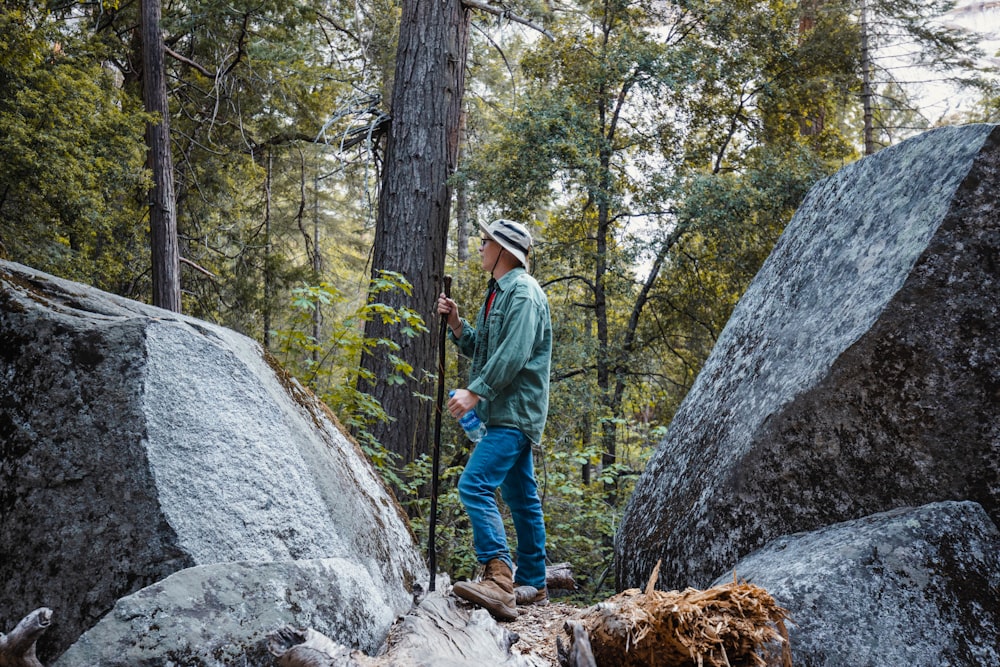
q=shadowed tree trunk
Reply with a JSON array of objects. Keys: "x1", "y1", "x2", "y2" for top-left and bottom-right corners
[
  {"x1": 140, "y1": 0, "x2": 181, "y2": 311},
  {"x1": 360, "y1": 0, "x2": 470, "y2": 470},
  {"x1": 860, "y1": 0, "x2": 875, "y2": 155}
]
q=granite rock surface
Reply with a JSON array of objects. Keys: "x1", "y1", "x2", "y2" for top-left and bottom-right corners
[
  {"x1": 717, "y1": 501, "x2": 1000, "y2": 666},
  {"x1": 0, "y1": 261, "x2": 426, "y2": 662},
  {"x1": 617, "y1": 124, "x2": 1000, "y2": 590}
]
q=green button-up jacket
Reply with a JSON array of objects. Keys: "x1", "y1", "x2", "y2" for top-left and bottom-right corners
[{"x1": 449, "y1": 268, "x2": 552, "y2": 445}]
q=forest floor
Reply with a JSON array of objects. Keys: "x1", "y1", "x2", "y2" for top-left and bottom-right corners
[{"x1": 499, "y1": 598, "x2": 585, "y2": 665}]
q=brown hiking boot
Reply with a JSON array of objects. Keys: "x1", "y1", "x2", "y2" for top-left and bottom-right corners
[
  {"x1": 514, "y1": 584, "x2": 549, "y2": 606},
  {"x1": 453, "y1": 559, "x2": 517, "y2": 621}
]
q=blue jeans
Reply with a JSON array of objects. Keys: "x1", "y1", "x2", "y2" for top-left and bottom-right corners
[{"x1": 457, "y1": 426, "x2": 547, "y2": 589}]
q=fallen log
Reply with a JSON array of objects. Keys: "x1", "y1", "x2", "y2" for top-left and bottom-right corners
[
  {"x1": 0, "y1": 608, "x2": 53, "y2": 667},
  {"x1": 545, "y1": 562, "x2": 577, "y2": 594},
  {"x1": 268, "y1": 591, "x2": 546, "y2": 667},
  {"x1": 561, "y1": 567, "x2": 792, "y2": 667}
]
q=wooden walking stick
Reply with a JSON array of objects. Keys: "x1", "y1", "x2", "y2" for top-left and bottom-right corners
[{"x1": 427, "y1": 274, "x2": 451, "y2": 591}]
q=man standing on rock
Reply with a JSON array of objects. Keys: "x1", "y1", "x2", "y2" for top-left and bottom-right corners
[{"x1": 436, "y1": 218, "x2": 553, "y2": 621}]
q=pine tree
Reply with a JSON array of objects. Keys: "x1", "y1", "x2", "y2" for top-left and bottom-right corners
[{"x1": 0, "y1": 4, "x2": 149, "y2": 290}]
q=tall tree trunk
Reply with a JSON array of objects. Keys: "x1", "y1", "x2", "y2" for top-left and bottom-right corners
[
  {"x1": 455, "y1": 111, "x2": 470, "y2": 264},
  {"x1": 860, "y1": 0, "x2": 875, "y2": 155},
  {"x1": 454, "y1": 111, "x2": 471, "y2": 384},
  {"x1": 361, "y1": 0, "x2": 470, "y2": 469},
  {"x1": 312, "y1": 171, "x2": 322, "y2": 367},
  {"x1": 595, "y1": 191, "x2": 613, "y2": 472},
  {"x1": 140, "y1": 0, "x2": 181, "y2": 312},
  {"x1": 263, "y1": 149, "x2": 273, "y2": 350},
  {"x1": 595, "y1": 158, "x2": 616, "y2": 499},
  {"x1": 594, "y1": 64, "x2": 616, "y2": 490}
]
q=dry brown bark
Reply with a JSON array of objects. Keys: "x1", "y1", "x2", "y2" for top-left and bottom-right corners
[{"x1": 560, "y1": 566, "x2": 793, "y2": 667}]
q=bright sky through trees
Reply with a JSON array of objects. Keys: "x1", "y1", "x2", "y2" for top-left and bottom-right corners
[{"x1": 908, "y1": 1, "x2": 1000, "y2": 119}]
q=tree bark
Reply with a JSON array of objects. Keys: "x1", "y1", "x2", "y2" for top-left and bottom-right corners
[
  {"x1": 361, "y1": 0, "x2": 470, "y2": 469},
  {"x1": 0, "y1": 608, "x2": 52, "y2": 667},
  {"x1": 455, "y1": 110, "x2": 470, "y2": 265},
  {"x1": 140, "y1": 0, "x2": 181, "y2": 312},
  {"x1": 263, "y1": 149, "x2": 273, "y2": 350},
  {"x1": 860, "y1": 0, "x2": 875, "y2": 155}
]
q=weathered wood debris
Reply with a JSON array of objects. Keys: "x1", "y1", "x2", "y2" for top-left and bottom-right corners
[
  {"x1": 266, "y1": 564, "x2": 579, "y2": 667},
  {"x1": 559, "y1": 564, "x2": 792, "y2": 667},
  {"x1": 0, "y1": 608, "x2": 52, "y2": 667},
  {"x1": 269, "y1": 563, "x2": 792, "y2": 667},
  {"x1": 543, "y1": 562, "x2": 577, "y2": 595},
  {"x1": 268, "y1": 593, "x2": 544, "y2": 667},
  {"x1": 5, "y1": 563, "x2": 790, "y2": 666}
]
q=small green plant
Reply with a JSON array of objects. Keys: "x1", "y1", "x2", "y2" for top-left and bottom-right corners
[
  {"x1": 404, "y1": 452, "x2": 481, "y2": 579},
  {"x1": 536, "y1": 444, "x2": 639, "y2": 602},
  {"x1": 271, "y1": 270, "x2": 427, "y2": 487}
]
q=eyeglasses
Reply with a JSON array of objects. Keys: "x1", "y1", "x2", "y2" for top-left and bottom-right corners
[{"x1": 480, "y1": 237, "x2": 492, "y2": 247}]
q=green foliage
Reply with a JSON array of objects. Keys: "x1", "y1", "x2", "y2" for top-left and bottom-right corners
[
  {"x1": 156, "y1": 0, "x2": 366, "y2": 328},
  {"x1": 841, "y1": 0, "x2": 990, "y2": 149},
  {"x1": 461, "y1": 0, "x2": 854, "y2": 491},
  {"x1": 962, "y1": 79, "x2": 1000, "y2": 124},
  {"x1": 403, "y1": 452, "x2": 480, "y2": 580},
  {"x1": 54, "y1": 0, "x2": 395, "y2": 332},
  {"x1": 271, "y1": 270, "x2": 427, "y2": 486},
  {"x1": 0, "y1": 5, "x2": 150, "y2": 292},
  {"x1": 539, "y1": 443, "x2": 641, "y2": 600}
]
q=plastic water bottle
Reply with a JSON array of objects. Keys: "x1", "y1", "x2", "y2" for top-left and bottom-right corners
[{"x1": 449, "y1": 390, "x2": 487, "y2": 443}]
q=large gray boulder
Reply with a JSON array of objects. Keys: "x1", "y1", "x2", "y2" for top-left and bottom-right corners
[
  {"x1": 617, "y1": 123, "x2": 1000, "y2": 590},
  {"x1": 52, "y1": 559, "x2": 412, "y2": 666},
  {"x1": 715, "y1": 501, "x2": 1000, "y2": 666},
  {"x1": 0, "y1": 261, "x2": 426, "y2": 663}
]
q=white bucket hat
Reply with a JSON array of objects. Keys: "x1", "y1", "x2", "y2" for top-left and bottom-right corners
[{"x1": 479, "y1": 219, "x2": 532, "y2": 271}]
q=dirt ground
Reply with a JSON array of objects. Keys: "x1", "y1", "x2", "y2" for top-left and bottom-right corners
[{"x1": 501, "y1": 599, "x2": 585, "y2": 665}]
